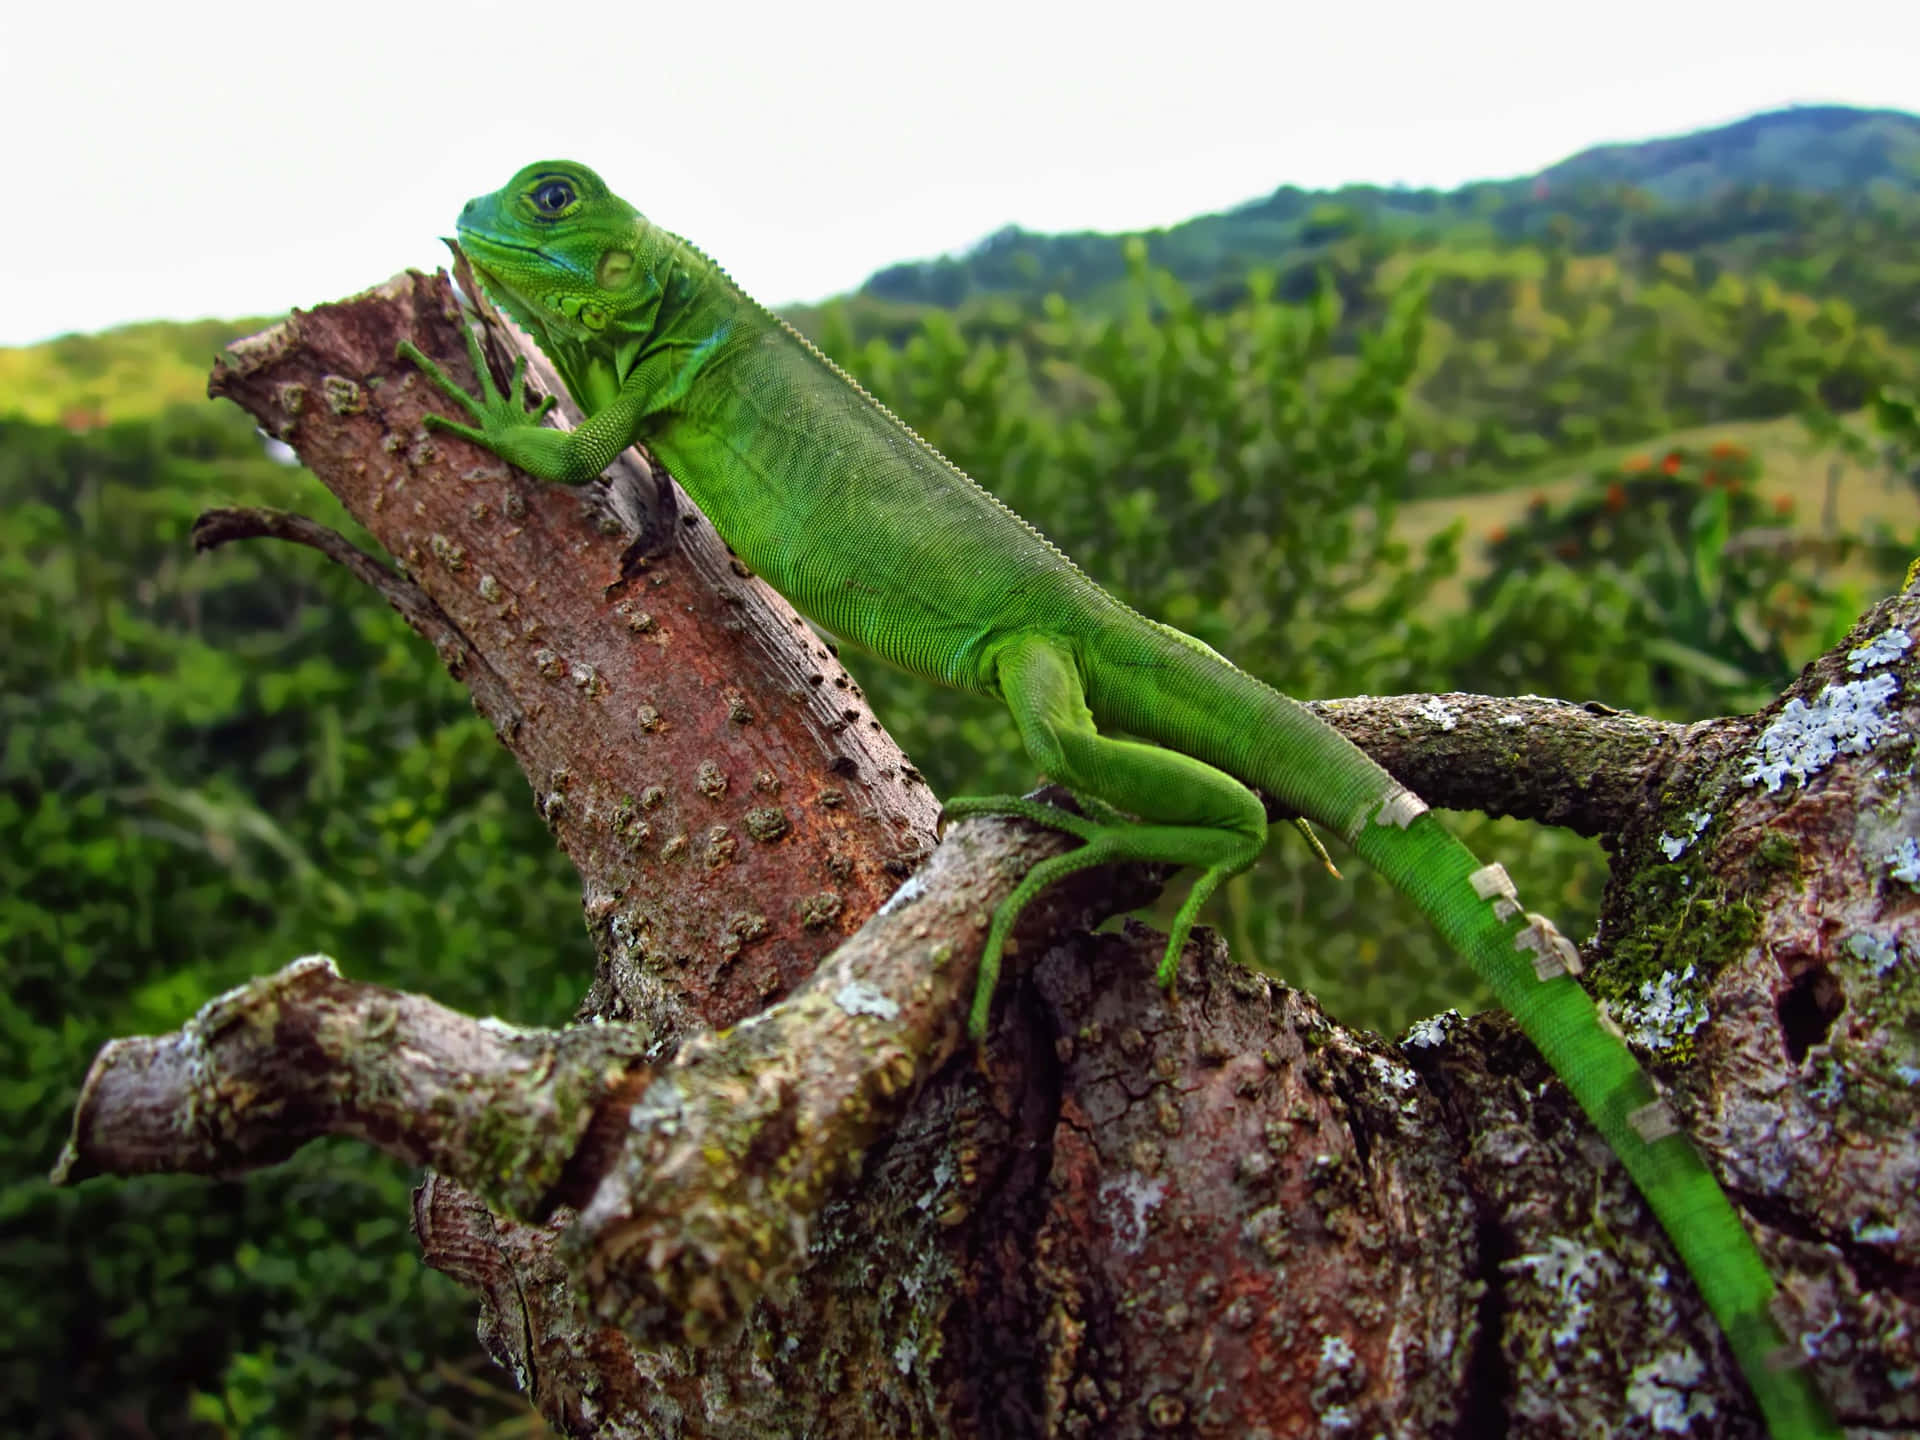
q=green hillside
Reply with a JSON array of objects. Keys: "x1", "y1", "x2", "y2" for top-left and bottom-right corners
[
  {"x1": 852, "y1": 105, "x2": 1920, "y2": 310},
  {"x1": 0, "y1": 316, "x2": 277, "y2": 426},
  {"x1": 8, "y1": 106, "x2": 1917, "y2": 485},
  {"x1": 782, "y1": 106, "x2": 1920, "y2": 495}
]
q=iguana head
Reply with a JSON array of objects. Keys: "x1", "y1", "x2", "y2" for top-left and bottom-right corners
[{"x1": 454, "y1": 161, "x2": 665, "y2": 349}]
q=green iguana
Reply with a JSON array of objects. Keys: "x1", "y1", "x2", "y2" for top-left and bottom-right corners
[{"x1": 399, "y1": 161, "x2": 1837, "y2": 1438}]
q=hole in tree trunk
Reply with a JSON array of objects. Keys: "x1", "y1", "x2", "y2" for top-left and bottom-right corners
[{"x1": 1777, "y1": 963, "x2": 1843, "y2": 1063}]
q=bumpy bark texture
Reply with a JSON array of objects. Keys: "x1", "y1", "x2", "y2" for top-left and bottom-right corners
[{"x1": 59, "y1": 271, "x2": 1913, "y2": 1437}]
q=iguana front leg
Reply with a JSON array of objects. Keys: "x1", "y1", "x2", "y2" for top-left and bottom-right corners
[{"x1": 399, "y1": 320, "x2": 668, "y2": 485}]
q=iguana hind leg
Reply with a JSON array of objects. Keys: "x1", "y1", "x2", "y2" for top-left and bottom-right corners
[{"x1": 945, "y1": 635, "x2": 1266, "y2": 1038}]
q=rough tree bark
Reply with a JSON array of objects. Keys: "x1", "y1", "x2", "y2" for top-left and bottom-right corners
[{"x1": 57, "y1": 271, "x2": 1916, "y2": 1438}]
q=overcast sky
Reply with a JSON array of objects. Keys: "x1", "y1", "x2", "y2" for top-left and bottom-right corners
[{"x1": 2, "y1": 0, "x2": 1914, "y2": 346}]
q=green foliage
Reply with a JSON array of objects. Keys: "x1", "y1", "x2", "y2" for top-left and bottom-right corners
[
  {"x1": 1452, "y1": 444, "x2": 1827, "y2": 716},
  {"x1": 811, "y1": 108, "x2": 1920, "y2": 497},
  {"x1": 1, "y1": 406, "x2": 575, "y2": 1434},
  {"x1": 1868, "y1": 384, "x2": 1920, "y2": 478},
  {"x1": 1803, "y1": 375, "x2": 1920, "y2": 575}
]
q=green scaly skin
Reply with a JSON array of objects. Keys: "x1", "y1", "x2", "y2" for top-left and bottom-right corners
[{"x1": 399, "y1": 162, "x2": 1837, "y2": 1438}]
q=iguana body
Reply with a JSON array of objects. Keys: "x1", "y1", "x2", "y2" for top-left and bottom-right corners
[{"x1": 401, "y1": 162, "x2": 1836, "y2": 1438}]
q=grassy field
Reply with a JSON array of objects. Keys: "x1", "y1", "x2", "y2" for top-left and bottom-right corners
[{"x1": 1400, "y1": 414, "x2": 1916, "y2": 606}]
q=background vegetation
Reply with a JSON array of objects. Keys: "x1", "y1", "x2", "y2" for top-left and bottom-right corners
[{"x1": 4, "y1": 104, "x2": 1916, "y2": 1434}]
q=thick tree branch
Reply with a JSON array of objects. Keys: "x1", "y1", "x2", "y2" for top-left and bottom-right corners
[
  {"x1": 54, "y1": 271, "x2": 1913, "y2": 1435},
  {"x1": 59, "y1": 807, "x2": 1152, "y2": 1347},
  {"x1": 1306, "y1": 691, "x2": 1699, "y2": 837},
  {"x1": 207, "y1": 271, "x2": 944, "y2": 1043}
]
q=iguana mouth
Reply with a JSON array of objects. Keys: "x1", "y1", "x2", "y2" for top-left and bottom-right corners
[
  {"x1": 455, "y1": 232, "x2": 586, "y2": 337},
  {"x1": 458, "y1": 231, "x2": 543, "y2": 259}
]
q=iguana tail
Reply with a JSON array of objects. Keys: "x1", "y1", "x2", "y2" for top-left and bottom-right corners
[{"x1": 1349, "y1": 811, "x2": 1832, "y2": 1438}]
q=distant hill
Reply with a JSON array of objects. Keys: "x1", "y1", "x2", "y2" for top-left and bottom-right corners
[
  {"x1": 5, "y1": 105, "x2": 1915, "y2": 493},
  {"x1": 1536, "y1": 105, "x2": 1920, "y2": 202},
  {"x1": 855, "y1": 105, "x2": 1920, "y2": 311},
  {"x1": 0, "y1": 316, "x2": 276, "y2": 427}
]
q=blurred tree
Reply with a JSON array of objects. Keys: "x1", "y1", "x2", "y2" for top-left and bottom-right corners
[{"x1": 1, "y1": 408, "x2": 572, "y2": 1434}]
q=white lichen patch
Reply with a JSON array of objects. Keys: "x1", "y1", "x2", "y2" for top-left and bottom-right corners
[
  {"x1": 892, "y1": 1337, "x2": 919, "y2": 1375},
  {"x1": 1504, "y1": 1235, "x2": 1615, "y2": 1348},
  {"x1": 1498, "y1": 711, "x2": 1527, "y2": 727},
  {"x1": 1844, "y1": 931, "x2": 1901, "y2": 979},
  {"x1": 626, "y1": 1076, "x2": 688, "y2": 1134},
  {"x1": 1368, "y1": 1054, "x2": 1422, "y2": 1118},
  {"x1": 1401, "y1": 1009, "x2": 1462, "y2": 1049},
  {"x1": 1850, "y1": 1216, "x2": 1902, "y2": 1245},
  {"x1": 1626, "y1": 1347, "x2": 1718, "y2": 1434},
  {"x1": 1368, "y1": 1055, "x2": 1419, "y2": 1091},
  {"x1": 1416, "y1": 697, "x2": 1458, "y2": 731},
  {"x1": 1317, "y1": 1404, "x2": 1358, "y2": 1433},
  {"x1": 1612, "y1": 964, "x2": 1709, "y2": 1052},
  {"x1": 1801, "y1": 1313, "x2": 1843, "y2": 1360},
  {"x1": 914, "y1": 1154, "x2": 957, "y2": 1215},
  {"x1": 1317, "y1": 1333, "x2": 1356, "y2": 1374},
  {"x1": 1743, "y1": 672, "x2": 1902, "y2": 791},
  {"x1": 1848, "y1": 625, "x2": 1912, "y2": 673},
  {"x1": 1887, "y1": 836, "x2": 1920, "y2": 890},
  {"x1": 877, "y1": 869, "x2": 931, "y2": 915},
  {"x1": 1657, "y1": 809, "x2": 1714, "y2": 861},
  {"x1": 1098, "y1": 1171, "x2": 1167, "y2": 1256},
  {"x1": 476, "y1": 1015, "x2": 540, "y2": 1040},
  {"x1": 1807, "y1": 1059, "x2": 1847, "y2": 1109},
  {"x1": 833, "y1": 979, "x2": 900, "y2": 1021}
]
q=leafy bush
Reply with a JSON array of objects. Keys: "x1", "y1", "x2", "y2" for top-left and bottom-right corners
[{"x1": 1449, "y1": 442, "x2": 1890, "y2": 718}]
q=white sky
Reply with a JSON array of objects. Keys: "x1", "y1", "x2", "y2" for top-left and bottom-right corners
[{"x1": 2, "y1": 0, "x2": 1915, "y2": 346}]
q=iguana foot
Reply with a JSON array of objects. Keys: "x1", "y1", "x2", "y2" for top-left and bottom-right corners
[
  {"x1": 397, "y1": 319, "x2": 555, "y2": 451},
  {"x1": 942, "y1": 794, "x2": 1256, "y2": 1040}
]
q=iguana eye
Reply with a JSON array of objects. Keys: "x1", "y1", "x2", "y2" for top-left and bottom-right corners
[{"x1": 532, "y1": 180, "x2": 576, "y2": 215}]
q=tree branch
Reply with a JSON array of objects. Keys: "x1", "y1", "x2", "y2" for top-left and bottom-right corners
[
  {"x1": 206, "y1": 270, "x2": 944, "y2": 1043},
  {"x1": 1306, "y1": 691, "x2": 1699, "y2": 837},
  {"x1": 53, "y1": 271, "x2": 1912, "y2": 1435},
  {"x1": 51, "y1": 955, "x2": 655, "y2": 1216}
]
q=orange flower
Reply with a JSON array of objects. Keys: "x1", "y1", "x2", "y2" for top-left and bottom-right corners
[
  {"x1": 1772, "y1": 494, "x2": 1794, "y2": 516},
  {"x1": 1709, "y1": 440, "x2": 1746, "y2": 460},
  {"x1": 1622, "y1": 454, "x2": 1651, "y2": 473},
  {"x1": 1605, "y1": 483, "x2": 1628, "y2": 511},
  {"x1": 1488, "y1": 525, "x2": 1508, "y2": 543},
  {"x1": 1661, "y1": 451, "x2": 1684, "y2": 475}
]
